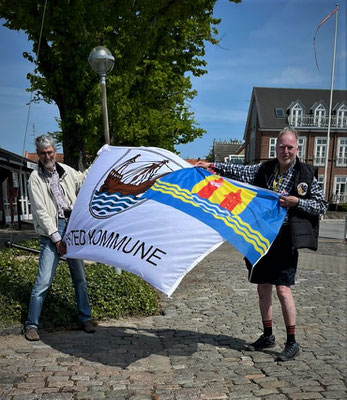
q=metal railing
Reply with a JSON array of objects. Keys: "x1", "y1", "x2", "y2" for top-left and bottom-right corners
[
  {"x1": 288, "y1": 115, "x2": 347, "y2": 128},
  {"x1": 331, "y1": 194, "x2": 347, "y2": 204}
]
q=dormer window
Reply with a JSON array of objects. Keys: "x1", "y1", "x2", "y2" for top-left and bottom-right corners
[
  {"x1": 288, "y1": 102, "x2": 304, "y2": 127},
  {"x1": 274, "y1": 108, "x2": 285, "y2": 118},
  {"x1": 336, "y1": 103, "x2": 347, "y2": 128},
  {"x1": 313, "y1": 102, "x2": 327, "y2": 127}
]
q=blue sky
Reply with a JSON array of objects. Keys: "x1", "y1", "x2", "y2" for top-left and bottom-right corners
[{"x1": 0, "y1": 0, "x2": 346, "y2": 158}]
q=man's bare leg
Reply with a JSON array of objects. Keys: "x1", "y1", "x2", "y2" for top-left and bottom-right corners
[{"x1": 276, "y1": 285, "x2": 299, "y2": 361}]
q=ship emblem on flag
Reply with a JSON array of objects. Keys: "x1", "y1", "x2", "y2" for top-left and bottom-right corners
[
  {"x1": 144, "y1": 167, "x2": 287, "y2": 266},
  {"x1": 89, "y1": 149, "x2": 175, "y2": 219}
]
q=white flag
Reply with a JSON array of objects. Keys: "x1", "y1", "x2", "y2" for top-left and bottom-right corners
[{"x1": 65, "y1": 145, "x2": 223, "y2": 296}]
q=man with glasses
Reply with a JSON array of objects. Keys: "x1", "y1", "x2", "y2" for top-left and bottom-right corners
[{"x1": 24, "y1": 135, "x2": 95, "y2": 341}]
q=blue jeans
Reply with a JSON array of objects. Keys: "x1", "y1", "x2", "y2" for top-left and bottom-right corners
[{"x1": 26, "y1": 219, "x2": 91, "y2": 329}]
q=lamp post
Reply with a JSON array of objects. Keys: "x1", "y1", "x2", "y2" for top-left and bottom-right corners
[
  {"x1": 88, "y1": 46, "x2": 115, "y2": 145},
  {"x1": 89, "y1": 46, "x2": 121, "y2": 274}
]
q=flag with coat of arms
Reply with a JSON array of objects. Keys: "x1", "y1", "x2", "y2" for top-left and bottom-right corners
[
  {"x1": 65, "y1": 145, "x2": 286, "y2": 296},
  {"x1": 144, "y1": 167, "x2": 287, "y2": 267}
]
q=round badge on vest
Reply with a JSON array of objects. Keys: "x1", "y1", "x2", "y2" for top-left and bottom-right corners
[{"x1": 297, "y1": 182, "x2": 308, "y2": 196}]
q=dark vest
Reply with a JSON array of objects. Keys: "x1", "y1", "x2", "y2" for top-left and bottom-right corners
[{"x1": 253, "y1": 158, "x2": 319, "y2": 251}]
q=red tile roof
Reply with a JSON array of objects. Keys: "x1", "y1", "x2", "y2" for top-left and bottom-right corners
[
  {"x1": 24, "y1": 152, "x2": 64, "y2": 163},
  {"x1": 184, "y1": 158, "x2": 205, "y2": 166}
]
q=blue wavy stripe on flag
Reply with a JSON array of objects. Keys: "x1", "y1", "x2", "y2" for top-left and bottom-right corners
[
  {"x1": 143, "y1": 167, "x2": 286, "y2": 265},
  {"x1": 91, "y1": 191, "x2": 140, "y2": 216}
]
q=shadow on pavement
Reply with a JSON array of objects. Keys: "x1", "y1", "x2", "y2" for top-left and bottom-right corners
[{"x1": 40, "y1": 326, "x2": 246, "y2": 368}]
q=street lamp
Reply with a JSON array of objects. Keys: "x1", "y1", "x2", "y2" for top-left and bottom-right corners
[
  {"x1": 89, "y1": 46, "x2": 121, "y2": 274},
  {"x1": 88, "y1": 46, "x2": 115, "y2": 145}
]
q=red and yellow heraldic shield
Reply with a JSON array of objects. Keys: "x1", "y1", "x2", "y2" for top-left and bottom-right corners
[{"x1": 192, "y1": 175, "x2": 257, "y2": 215}]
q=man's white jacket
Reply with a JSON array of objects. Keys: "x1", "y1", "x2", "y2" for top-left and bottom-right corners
[{"x1": 28, "y1": 162, "x2": 85, "y2": 237}]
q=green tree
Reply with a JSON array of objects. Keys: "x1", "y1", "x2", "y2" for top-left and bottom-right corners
[
  {"x1": 205, "y1": 146, "x2": 214, "y2": 162},
  {"x1": 0, "y1": 0, "x2": 240, "y2": 169}
]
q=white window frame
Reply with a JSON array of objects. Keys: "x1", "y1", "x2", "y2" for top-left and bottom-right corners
[
  {"x1": 336, "y1": 104, "x2": 347, "y2": 128},
  {"x1": 1, "y1": 171, "x2": 32, "y2": 223},
  {"x1": 226, "y1": 155, "x2": 245, "y2": 164},
  {"x1": 268, "y1": 138, "x2": 277, "y2": 158},
  {"x1": 18, "y1": 172, "x2": 32, "y2": 221},
  {"x1": 314, "y1": 104, "x2": 327, "y2": 127},
  {"x1": 298, "y1": 137, "x2": 306, "y2": 161},
  {"x1": 317, "y1": 175, "x2": 324, "y2": 192},
  {"x1": 314, "y1": 137, "x2": 327, "y2": 166},
  {"x1": 333, "y1": 175, "x2": 347, "y2": 204},
  {"x1": 336, "y1": 138, "x2": 347, "y2": 167},
  {"x1": 289, "y1": 103, "x2": 303, "y2": 127}
]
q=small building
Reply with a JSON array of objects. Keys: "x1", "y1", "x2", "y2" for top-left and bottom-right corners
[
  {"x1": 212, "y1": 140, "x2": 245, "y2": 164},
  {"x1": 244, "y1": 87, "x2": 347, "y2": 204},
  {"x1": 0, "y1": 149, "x2": 37, "y2": 226},
  {"x1": 1, "y1": 150, "x2": 64, "y2": 226}
]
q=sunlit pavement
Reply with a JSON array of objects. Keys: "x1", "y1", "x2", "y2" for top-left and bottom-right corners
[{"x1": 0, "y1": 222, "x2": 346, "y2": 399}]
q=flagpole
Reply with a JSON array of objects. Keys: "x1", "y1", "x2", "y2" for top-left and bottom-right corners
[{"x1": 323, "y1": 4, "x2": 338, "y2": 202}]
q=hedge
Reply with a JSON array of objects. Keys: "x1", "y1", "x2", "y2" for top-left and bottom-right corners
[{"x1": 0, "y1": 239, "x2": 160, "y2": 329}]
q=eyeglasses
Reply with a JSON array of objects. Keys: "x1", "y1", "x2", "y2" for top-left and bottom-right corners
[{"x1": 39, "y1": 151, "x2": 55, "y2": 156}]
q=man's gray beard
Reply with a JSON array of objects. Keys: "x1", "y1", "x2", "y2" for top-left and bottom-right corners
[{"x1": 43, "y1": 160, "x2": 55, "y2": 172}]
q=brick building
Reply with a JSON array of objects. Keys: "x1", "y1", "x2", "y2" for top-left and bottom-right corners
[{"x1": 244, "y1": 87, "x2": 347, "y2": 204}]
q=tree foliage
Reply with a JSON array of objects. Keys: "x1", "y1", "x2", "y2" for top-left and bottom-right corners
[{"x1": 0, "y1": 0, "x2": 240, "y2": 169}]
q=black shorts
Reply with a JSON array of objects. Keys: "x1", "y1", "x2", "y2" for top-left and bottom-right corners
[{"x1": 246, "y1": 224, "x2": 298, "y2": 286}]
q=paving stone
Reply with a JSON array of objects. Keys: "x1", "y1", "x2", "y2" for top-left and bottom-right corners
[
  {"x1": 0, "y1": 238, "x2": 345, "y2": 399},
  {"x1": 288, "y1": 393, "x2": 324, "y2": 399},
  {"x1": 40, "y1": 394, "x2": 74, "y2": 400},
  {"x1": 11, "y1": 395, "x2": 41, "y2": 400},
  {"x1": 321, "y1": 392, "x2": 347, "y2": 399}
]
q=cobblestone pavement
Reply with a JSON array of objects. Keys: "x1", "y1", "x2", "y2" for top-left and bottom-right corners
[{"x1": 0, "y1": 237, "x2": 346, "y2": 399}]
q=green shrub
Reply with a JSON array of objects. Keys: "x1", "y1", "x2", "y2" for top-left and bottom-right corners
[
  {"x1": 0, "y1": 239, "x2": 160, "y2": 329},
  {"x1": 327, "y1": 203, "x2": 347, "y2": 212}
]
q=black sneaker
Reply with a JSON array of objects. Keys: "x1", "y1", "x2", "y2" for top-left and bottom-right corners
[
  {"x1": 277, "y1": 342, "x2": 299, "y2": 361},
  {"x1": 81, "y1": 320, "x2": 96, "y2": 333},
  {"x1": 246, "y1": 334, "x2": 275, "y2": 351}
]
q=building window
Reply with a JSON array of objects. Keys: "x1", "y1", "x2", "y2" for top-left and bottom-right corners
[
  {"x1": 336, "y1": 138, "x2": 347, "y2": 167},
  {"x1": 274, "y1": 108, "x2": 285, "y2": 118},
  {"x1": 314, "y1": 137, "x2": 327, "y2": 166},
  {"x1": 225, "y1": 155, "x2": 245, "y2": 164},
  {"x1": 269, "y1": 138, "x2": 277, "y2": 158},
  {"x1": 249, "y1": 129, "x2": 256, "y2": 163},
  {"x1": 336, "y1": 104, "x2": 347, "y2": 128},
  {"x1": 298, "y1": 137, "x2": 306, "y2": 161},
  {"x1": 314, "y1": 104, "x2": 327, "y2": 127},
  {"x1": 317, "y1": 175, "x2": 324, "y2": 192},
  {"x1": 289, "y1": 103, "x2": 303, "y2": 126},
  {"x1": 333, "y1": 176, "x2": 347, "y2": 203}
]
